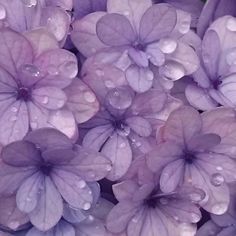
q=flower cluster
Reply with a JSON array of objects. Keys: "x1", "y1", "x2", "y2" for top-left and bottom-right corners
[{"x1": 0, "y1": 0, "x2": 236, "y2": 235}]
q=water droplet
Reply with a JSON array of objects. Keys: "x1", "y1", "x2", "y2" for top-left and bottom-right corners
[
  {"x1": 191, "y1": 213, "x2": 200, "y2": 223},
  {"x1": 158, "y1": 38, "x2": 177, "y2": 54},
  {"x1": 131, "y1": 217, "x2": 138, "y2": 223},
  {"x1": 106, "y1": 164, "x2": 112, "y2": 171},
  {"x1": 211, "y1": 173, "x2": 225, "y2": 186},
  {"x1": 60, "y1": 61, "x2": 78, "y2": 79},
  {"x1": 135, "y1": 141, "x2": 141, "y2": 147},
  {"x1": 189, "y1": 191, "x2": 205, "y2": 203},
  {"x1": 56, "y1": 99, "x2": 65, "y2": 108},
  {"x1": 105, "y1": 80, "x2": 115, "y2": 88},
  {"x1": 123, "y1": 10, "x2": 130, "y2": 16},
  {"x1": 179, "y1": 19, "x2": 190, "y2": 34},
  {"x1": 88, "y1": 215, "x2": 94, "y2": 221},
  {"x1": 162, "y1": 61, "x2": 185, "y2": 81},
  {"x1": 159, "y1": 198, "x2": 168, "y2": 205},
  {"x1": 0, "y1": 4, "x2": 6, "y2": 20},
  {"x1": 226, "y1": 50, "x2": 236, "y2": 66},
  {"x1": 106, "y1": 87, "x2": 133, "y2": 110},
  {"x1": 77, "y1": 180, "x2": 86, "y2": 189},
  {"x1": 146, "y1": 70, "x2": 154, "y2": 81},
  {"x1": 21, "y1": 64, "x2": 40, "y2": 77},
  {"x1": 216, "y1": 166, "x2": 223, "y2": 171},
  {"x1": 42, "y1": 96, "x2": 49, "y2": 104},
  {"x1": 174, "y1": 215, "x2": 179, "y2": 221},
  {"x1": 95, "y1": 69, "x2": 104, "y2": 77},
  {"x1": 8, "y1": 221, "x2": 20, "y2": 230},
  {"x1": 83, "y1": 202, "x2": 91, "y2": 210},
  {"x1": 211, "y1": 202, "x2": 228, "y2": 215},
  {"x1": 226, "y1": 17, "x2": 236, "y2": 31},
  {"x1": 119, "y1": 142, "x2": 126, "y2": 148},
  {"x1": 21, "y1": 0, "x2": 37, "y2": 7},
  {"x1": 48, "y1": 65, "x2": 59, "y2": 75},
  {"x1": 10, "y1": 116, "x2": 17, "y2": 122},
  {"x1": 84, "y1": 91, "x2": 96, "y2": 103},
  {"x1": 11, "y1": 107, "x2": 18, "y2": 113}
]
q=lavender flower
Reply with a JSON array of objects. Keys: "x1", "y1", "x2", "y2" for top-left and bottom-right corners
[{"x1": 0, "y1": 128, "x2": 111, "y2": 231}]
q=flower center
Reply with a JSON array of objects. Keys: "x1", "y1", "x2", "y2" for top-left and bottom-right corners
[
  {"x1": 113, "y1": 119, "x2": 124, "y2": 130},
  {"x1": 39, "y1": 163, "x2": 53, "y2": 176},
  {"x1": 184, "y1": 151, "x2": 196, "y2": 164},
  {"x1": 17, "y1": 87, "x2": 30, "y2": 101},
  {"x1": 133, "y1": 42, "x2": 145, "y2": 51},
  {"x1": 212, "y1": 79, "x2": 222, "y2": 89}
]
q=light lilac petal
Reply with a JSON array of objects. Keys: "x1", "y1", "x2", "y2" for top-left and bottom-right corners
[
  {"x1": 126, "y1": 65, "x2": 153, "y2": 93},
  {"x1": 196, "y1": 220, "x2": 222, "y2": 236},
  {"x1": 128, "y1": 48, "x2": 149, "y2": 67},
  {"x1": 71, "y1": 12, "x2": 108, "y2": 58},
  {"x1": 29, "y1": 176, "x2": 63, "y2": 231},
  {"x1": 107, "y1": 0, "x2": 152, "y2": 32},
  {"x1": 145, "y1": 42, "x2": 165, "y2": 66},
  {"x1": 96, "y1": 13, "x2": 136, "y2": 46},
  {"x1": 16, "y1": 172, "x2": 44, "y2": 213},
  {"x1": 102, "y1": 133, "x2": 132, "y2": 180},
  {"x1": 64, "y1": 79, "x2": 99, "y2": 123},
  {"x1": 125, "y1": 116, "x2": 152, "y2": 137},
  {"x1": 185, "y1": 85, "x2": 218, "y2": 111},
  {"x1": 2, "y1": 141, "x2": 41, "y2": 166},
  {"x1": 217, "y1": 227, "x2": 236, "y2": 236},
  {"x1": 63, "y1": 204, "x2": 87, "y2": 224},
  {"x1": 193, "y1": 66, "x2": 211, "y2": 88},
  {"x1": 26, "y1": 227, "x2": 53, "y2": 236},
  {"x1": 160, "y1": 159, "x2": 184, "y2": 193},
  {"x1": 0, "y1": 67, "x2": 17, "y2": 92},
  {"x1": 54, "y1": 220, "x2": 76, "y2": 236},
  {"x1": 139, "y1": 4, "x2": 177, "y2": 43}
]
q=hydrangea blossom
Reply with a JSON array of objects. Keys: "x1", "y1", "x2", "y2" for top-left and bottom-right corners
[
  {"x1": 71, "y1": 0, "x2": 199, "y2": 93},
  {"x1": 0, "y1": 128, "x2": 111, "y2": 231}
]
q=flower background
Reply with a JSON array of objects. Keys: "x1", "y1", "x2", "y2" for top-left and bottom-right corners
[{"x1": 0, "y1": 0, "x2": 235, "y2": 235}]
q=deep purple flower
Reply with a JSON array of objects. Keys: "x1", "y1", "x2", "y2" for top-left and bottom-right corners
[
  {"x1": 185, "y1": 16, "x2": 236, "y2": 111},
  {"x1": 71, "y1": 0, "x2": 199, "y2": 93},
  {"x1": 0, "y1": 128, "x2": 111, "y2": 231},
  {"x1": 147, "y1": 106, "x2": 236, "y2": 215}
]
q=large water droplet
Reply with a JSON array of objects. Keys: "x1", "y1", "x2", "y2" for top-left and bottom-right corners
[
  {"x1": 211, "y1": 173, "x2": 225, "y2": 187},
  {"x1": 216, "y1": 166, "x2": 223, "y2": 171},
  {"x1": 83, "y1": 202, "x2": 91, "y2": 210},
  {"x1": 158, "y1": 38, "x2": 177, "y2": 54},
  {"x1": 162, "y1": 61, "x2": 185, "y2": 81},
  {"x1": 84, "y1": 91, "x2": 96, "y2": 103},
  {"x1": 226, "y1": 17, "x2": 236, "y2": 32},
  {"x1": 0, "y1": 4, "x2": 6, "y2": 20},
  {"x1": 21, "y1": 0, "x2": 37, "y2": 7},
  {"x1": 21, "y1": 64, "x2": 41, "y2": 78},
  {"x1": 189, "y1": 191, "x2": 205, "y2": 203},
  {"x1": 123, "y1": 10, "x2": 130, "y2": 16},
  {"x1": 211, "y1": 202, "x2": 228, "y2": 215},
  {"x1": 48, "y1": 65, "x2": 59, "y2": 76},
  {"x1": 106, "y1": 87, "x2": 133, "y2": 110},
  {"x1": 60, "y1": 61, "x2": 78, "y2": 79}
]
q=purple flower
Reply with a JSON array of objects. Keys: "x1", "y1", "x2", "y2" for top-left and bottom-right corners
[
  {"x1": 0, "y1": 28, "x2": 99, "y2": 144},
  {"x1": 0, "y1": 0, "x2": 72, "y2": 45},
  {"x1": 106, "y1": 176, "x2": 203, "y2": 236},
  {"x1": 147, "y1": 106, "x2": 236, "y2": 215},
  {"x1": 71, "y1": 1, "x2": 199, "y2": 93},
  {"x1": 185, "y1": 16, "x2": 236, "y2": 111},
  {"x1": 0, "y1": 128, "x2": 111, "y2": 231}
]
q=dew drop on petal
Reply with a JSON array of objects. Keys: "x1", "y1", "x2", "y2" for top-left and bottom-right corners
[
  {"x1": 88, "y1": 215, "x2": 94, "y2": 221},
  {"x1": 77, "y1": 180, "x2": 86, "y2": 189},
  {"x1": 105, "y1": 80, "x2": 115, "y2": 88},
  {"x1": 11, "y1": 106, "x2": 18, "y2": 113},
  {"x1": 211, "y1": 202, "x2": 228, "y2": 215},
  {"x1": 216, "y1": 166, "x2": 223, "y2": 171},
  {"x1": 8, "y1": 221, "x2": 20, "y2": 230},
  {"x1": 211, "y1": 173, "x2": 225, "y2": 187},
  {"x1": 162, "y1": 62, "x2": 185, "y2": 81},
  {"x1": 131, "y1": 217, "x2": 138, "y2": 223},
  {"x1": 42, "y1": 96, "x2": 49, "y2": 104},
  {"x1": 106, "y1": 164, "x2": 112, "y2": 171},
  {"x1": 117, "y1": 125, "x2": 130, "y2": 137},
  {"x1": 158, "y1": 38, "x2": 177, "y2": 54},
  {"x1": 178, "y1": 19, "x2": 190, "y2": 34},
  {"x1": 0, "y1": 4, "x2": 6, "y2": 20},
  {"x1": 83, "y1": 202, "x2": 91, "y2": 210},
  {"x1": 226, "y1": 17, "x2": 236, "y2": 32},
  {"x1": 59, "y1": 61, "x2": 78, "y2": 79},
  {"x1": 48, "y1": 65, "x2": 59, "y2": 76},
  {"x1": 226, "y1": 50, "x2": 236, "y2": 66},
  {"x1": 146, "y1": 70, "x2": 154, "y2": 81},
  {"x1": 119, "y1": 142, "x2": 126, "y2": 148},
  {"x1": 84, "y1": 91, "x2": 96, "y2": 103},
  {"x1": 191, "y1": 213, "x2": 200, "y2": 223},
  {"x1": 106, "y1": 87, "x2": 132, "y2": 110},
  {"x1": 21, "y1": 0, "x2": 37, "y2": 7},
  {"x1": 189, "y1": 191, "x2": 205, "y2": 203},
  {"x1": 21, "y1": 64, "x2": 41, "y2": 77}
]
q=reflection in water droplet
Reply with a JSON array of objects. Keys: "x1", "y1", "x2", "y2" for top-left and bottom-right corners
[
  {"x1": 226, "y1": 17, "x2": 236, "y2": 32},
  {"x1": 83, "y1": 202, "x2": 91, "y2": 210},
  {"x1": 211, "y1": 173, "x2": 225, "y2": 187},
  {"x1": 106, "y1": 164, "x2": 112, "y2": 171},
  {"x1": 0, "y1": 4, "x2": 6, "y2": 20}
]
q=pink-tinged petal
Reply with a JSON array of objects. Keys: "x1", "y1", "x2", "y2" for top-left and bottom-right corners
[
  {"x1": 145, "y1": 42, "x2": 165, "y2": 66},
  {"x1": 64, "y1": 79, "x2": 99, "y2": 123},
  {"x1": 125, "y1": 116, "x2": 152, "y2": 137},
  {"x1": 29, "y1": 176, "x2": 63, "y2": 231},
  {"x1": 102, "y1": 134, "x2": 132, "y2": 180},
  {"x1": 188, "y1": 133, "x2": 221, "y2": 152},
  {"x1": 106, "y1": 201, "x2": 139, "y2": 234},
  {"x1": 185, "y1": 85, "x2": 218, "y2": 111},
  {"x1": 189, "y1": 164, "x2": 230, "y2": 215},
  {"x1": 0, "y1": 163, "x2": 36, "y2": 196},
  {"x1": 32, "y1": 86, "x2": 67, "y2": 110},
  {"x1": 24, "y1": 29, "x2": 59, "y2": 57},
  {"x1": 202, "y1": 30, "x2": 221, "y2": 79},
  {"x1": 24, "y1": 128, "x2": 73, "y2": 150},
  {"x1": 2, "y1": 141, "x2": 41, "y2": 166},
  {"x1": 0, "y1": 195, "x2": 29, "y2": 231},
  {"x1": 82, "y1": 125, "x2": 114, "y2": 151},
  {"x1": 163, "y1": 106, "x2": 202, "y2": 145},
  {"x1": 34, "y1": 49, "x2": 78, "y2": 88},
  {"x1": 165, "y1": 42, "x2": 200, "y2": 76},
  {"x1": 107, "y1": 0, "x2": 152, "y2": 32},
  {"x1": 48, "y1": 109, "x2": 78, "y2": 141},
  {"x1": 112, "y1": 180, "x2": 139, "y2": 201},
  {"x1": 160, "y1": 159, "x2": 184, "y2": 193},
  {"x1": 82, "y1": 63, "x2": 127, "y2": 101},
  {"x1": 71, "y1": 12, "x2": 108, "y2": 57},
  {"x1": 128, "y1": 48, "x2": 149, "y2": 67},
  {"x1": 0, "y1": 28, "x2": 33, "y2": 76},
  {"x1": 196, "y1": 220, "x2": 222, "y2": 236},
  {"x1": 96, "y1": 13, "x2": 136, "y2": 46},
  {"x1": 130, "y1": 88, "x2": 167, "y2": 115},
  {"x1": 126, "y1": 65, "x2": 153, "y2": 93},
  {"x1": 51, "y1": 169, "x2": 93, "y2": 210},
  {"x1": 16, "y1": 172, "x2": 44, "y2": 213},
  {"x1": 139, "y1": 4, "x2": 177, "y2": 43},
  {"x1": 40, "y1": 6, "x2": 70, "y2": 43},
  {"x1": 146, "y1": 141, "x2": 182, "y2": 173},
  {"x1": 0, "y1": 100, "x2": 29, "y2": 145},
  {"x1": 0, "y1": 67, "x2": 17, "y2": 92},
  {"x1": 66, "y1": 145, "x2": 112, "y2": 182}
]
